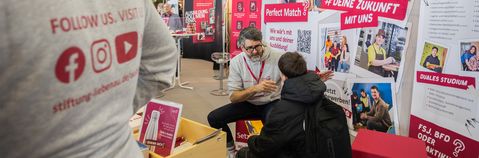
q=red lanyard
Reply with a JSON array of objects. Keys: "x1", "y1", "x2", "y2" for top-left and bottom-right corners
[{"x1": 243, "y1": 57, "x2": 265, "y2": 84}]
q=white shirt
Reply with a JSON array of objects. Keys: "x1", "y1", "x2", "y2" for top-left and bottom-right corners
[{"x1": 228, "y1": 47, "x2": 283, "y2": 105}]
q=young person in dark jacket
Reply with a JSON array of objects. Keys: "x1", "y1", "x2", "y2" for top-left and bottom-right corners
[{"x1": 237, "y1": 52, "x2": 349, "y2": 158}]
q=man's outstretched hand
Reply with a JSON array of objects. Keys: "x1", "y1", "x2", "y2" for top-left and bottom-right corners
[{"x1": 316, "y1": 70, "x2": 334, "y2": 82}]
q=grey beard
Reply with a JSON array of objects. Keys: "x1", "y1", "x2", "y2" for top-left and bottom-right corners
[{"x1": 250, "y1": 56, "x2": 261, "y2": 62}]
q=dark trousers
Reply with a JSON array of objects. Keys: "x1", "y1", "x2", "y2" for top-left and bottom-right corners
[
  {"x1": 207, "y1": 100, "x2": 278, "y2": 143},
  {"x1": 367, "y1": 120, "x2": 388, "y2": 132},
  {"x1": 331, "y1": 58, "x2": 339, "y2": 72}
]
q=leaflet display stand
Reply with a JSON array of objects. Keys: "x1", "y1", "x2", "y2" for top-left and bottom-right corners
[{"x1": 163, "y1": 33, "x2": 198, "y2": 92}]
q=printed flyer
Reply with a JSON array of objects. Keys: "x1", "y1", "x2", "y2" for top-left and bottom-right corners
[
  {"x1": 139, "y1": 99, "x2": 183, "y2": 157},
  {"x1": 231, "y1": 0, "x2": 262, "y2": 58},
  {"x1": 409, "y1": 0, "x2": 479, "y2": 157}
]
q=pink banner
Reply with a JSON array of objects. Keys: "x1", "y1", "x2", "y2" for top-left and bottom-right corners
[
  {"x1": 192, "y1": 0, "x2": 215, "y2": 43},
  {"x1": 321, "y1": 0, "x2": 408, "y2": 30},
  {"x1": 409, "y1": 115, "x2": 479, "y2": 158},
  {"x1": 230, "y1": 0, "x2": 262, "y2": 58},
  {"x1": 139, "y1": 100, "x2": 181, "y2": 157},
  {"x1": 340, "y1": 11, "x2": 378, "y2": 30},
  {"x1": 264, "y1": 3, "x2": 308, "y2": 23},
  {"x1": 416, "y1": 71, "x2": 476, "y2": 90}
]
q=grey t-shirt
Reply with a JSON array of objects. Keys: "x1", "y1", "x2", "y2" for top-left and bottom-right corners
[
  {"x1": 228, "y1": 47, "x2": 283, "y2": 105},
  {"x1": 0, "y1": 0, "x2": 178, "y2": 157}
]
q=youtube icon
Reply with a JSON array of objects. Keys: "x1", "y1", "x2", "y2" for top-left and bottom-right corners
[{"x1": 115, "y1": 31, "x2": 138, "y2": 64}]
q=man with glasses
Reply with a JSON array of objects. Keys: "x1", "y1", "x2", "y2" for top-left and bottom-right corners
[{"x1": 207, "y1": 27, "x2": 283, "y2": 157}]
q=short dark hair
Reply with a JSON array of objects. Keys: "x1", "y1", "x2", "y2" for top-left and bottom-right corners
[
  {"x1": 370, "y1": 85, "x2": 379, "y2": 93},
  {"x1": 360, "y1": 89, "x2": 365, "y2": 93},
  {"x1": 432, "y1": 47, "x2": 438, "y2": 51},
  {"x1": 278, "y1": 52, "x2": 307, "y2": 78},
  {"x1": 238, "y1": 27, "x2": 262, "y2": 46}
]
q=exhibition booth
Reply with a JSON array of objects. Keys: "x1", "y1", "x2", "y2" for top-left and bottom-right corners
[
  {"x1": 3, "y1": 0, "x2": 477, "y2": 157},
  {"x1": 132, "y1": 0, "x2": 479, "y2": 157}
]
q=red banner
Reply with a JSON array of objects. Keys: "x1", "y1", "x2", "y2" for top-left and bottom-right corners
[
  {"x1": 340, "y1": 11, "x2": 378, "y2": 30},
  {"x1": 416, "y1": 71, "x2": 476, "y2": 90},
  {"x1": 409, "y1": 115, "x2": 479, "y2": 158},
  {"x1": 321, "y1": 0, "x2": 408, "y2": 30},
  {"x1": 230, "y1": 0, "x2": 262, "y2": 58},
  {"x1": 264, "y1": 3, "x2": 308, "y2": 23},
  {"x1": 192, "y1": 0, "x2": 215, "y2": 43}
]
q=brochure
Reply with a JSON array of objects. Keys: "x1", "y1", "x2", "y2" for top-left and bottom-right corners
[{"x1": 139, "y1": 99, "x2": 183, "y2": 157}]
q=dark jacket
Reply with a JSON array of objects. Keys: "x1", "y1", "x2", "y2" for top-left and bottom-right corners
[{"x1": 244, "y1": 72, "x2": 328, "y2": 158}]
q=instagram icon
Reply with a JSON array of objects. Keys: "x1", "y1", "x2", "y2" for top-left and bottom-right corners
[{"x1": 90, "y1": 39, "x2": 112, "y2": 73}]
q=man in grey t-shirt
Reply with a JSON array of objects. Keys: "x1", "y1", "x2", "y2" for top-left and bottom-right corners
[
  {"x1": 0, "y1": 0, "x2": 177, "y2": 157},
  {"x1": 207, "y1": 27, "x2": 283, "y2": 156}
]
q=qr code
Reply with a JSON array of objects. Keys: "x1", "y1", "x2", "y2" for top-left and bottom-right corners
[
  {"x1": 297, "y1": 30, "x2": 312, "y2": 54},
  {"x1": 185, "y1": 11, "x2": 195, "y2": 24}
]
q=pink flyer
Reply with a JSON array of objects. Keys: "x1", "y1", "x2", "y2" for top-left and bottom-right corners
[{"x1": 139, "y1": 99, "x2": 183, "y2": 157}]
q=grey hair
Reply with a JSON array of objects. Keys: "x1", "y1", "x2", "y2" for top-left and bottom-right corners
[
  {"x1": 238, "y1": 27, "x2": 263, "y2": 46},
  {"x1": 163, "y1": 3, "x2": 172, "y2": 7}
]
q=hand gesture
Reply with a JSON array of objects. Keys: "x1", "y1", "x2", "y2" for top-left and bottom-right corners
[
  {"x1": 317, "y1": 70, "x2": 334, "y2": 82},
  {"x1": 254, "y1": 80, "x2": 277, "y2": 93}
]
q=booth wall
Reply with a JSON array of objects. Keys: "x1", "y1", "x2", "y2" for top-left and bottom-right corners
[
  {"x1": 183, "y1": 0, "x2": 224, "y2": 61},
  {"x1": 398, "y1": 0, "x2": 419, "y2": 136}
]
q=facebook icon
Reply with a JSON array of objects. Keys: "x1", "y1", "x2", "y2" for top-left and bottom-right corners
[{"x1": 55, "y1": 47, "x2": 86, "y2": 84}]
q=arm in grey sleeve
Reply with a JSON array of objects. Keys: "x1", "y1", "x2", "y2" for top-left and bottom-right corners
[
  {"x1": 227, "y1": 58, "x2": 244, "y2": 95},
  {"x1": 0, "y1": 2, "x2": 8, "y2": 70},
  {"x1": 133, "y1": 0, "x2": 178, "y2": 112}
]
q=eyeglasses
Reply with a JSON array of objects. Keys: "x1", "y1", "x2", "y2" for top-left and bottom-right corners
[{"x1": 243, "y1": 44, "x2": 264, "y2": 53}]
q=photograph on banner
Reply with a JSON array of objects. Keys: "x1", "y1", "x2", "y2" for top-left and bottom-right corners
[
  {"x1": 351, "y1": 21, "x2": 411, "y2": 88},
  {"x1": 317, "y1": 23, "x2": 358, "y2": 78},
  {"x1": 419, "y1": 41, "x2": 448, "y2": 73},
  {"x1": 311, "y1": 0, "x2": 326, "y2": 12},
  {"x1": 460, "y1": 41, "x2": 479, "y2": 72},
  {"x1": 346, "y1": 78, "x2": 399, "y2": 135},
  {"x1": 323, "y1": 74, "x2": 357, "y2": 132}
]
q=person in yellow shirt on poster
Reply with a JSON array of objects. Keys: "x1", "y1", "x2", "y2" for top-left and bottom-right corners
[
  {"x1": 367, "y1": 30, "x2": 396, "y2": 76},
  {"x1": 325, "y1": 35, "x2": 332, "y2": 50},
  {"x1": 360, "y1": 89, "x2": 372, "y2": 112},
  {"x1": 324, "y1": 50, "x2": 332, "y2": 69}
]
